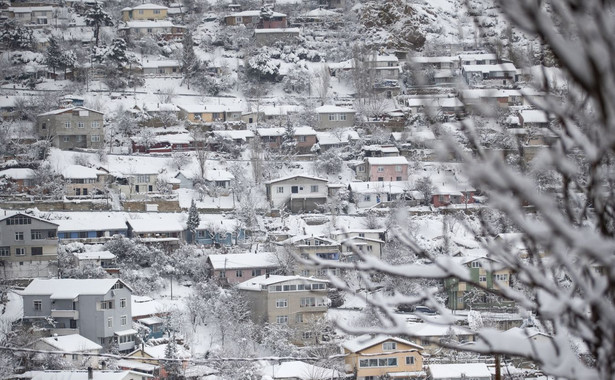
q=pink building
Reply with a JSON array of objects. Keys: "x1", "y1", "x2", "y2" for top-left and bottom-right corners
[
  {"x1": 359, "y1": 156, "x2": 409, "y2": 182},
  {"x1": 431, "y1": 190, "x2": 475, "y2": 207}
]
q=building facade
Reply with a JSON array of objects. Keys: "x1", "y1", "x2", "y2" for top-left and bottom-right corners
[
  {"x1": 0, "y1": 213, "x2": 58, "y2": 280},
  {"x1": 21, "y1": 278, "x2": 136, "y2": 351},
  {"x1": 37, "y1": 107, "x2": 105, "y2": 150}
]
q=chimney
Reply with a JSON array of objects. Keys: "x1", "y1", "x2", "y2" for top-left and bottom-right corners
[{"x1": 87, "y1": 367, "x2": 93, "y2": 380}]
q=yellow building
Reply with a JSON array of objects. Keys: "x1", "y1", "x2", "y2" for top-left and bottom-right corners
[
  {"x1": 121, "y1": 3, "x2": 168, "y2": 21},
  {"x1": 342, "y1": 334, "x2": 424, "y2": 380}
]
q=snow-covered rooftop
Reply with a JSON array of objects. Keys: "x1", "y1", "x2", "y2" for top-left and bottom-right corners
[
  {"x1": 39, "y1": 334, "x2": 102, "y2": 352},
  {"x1": 127, "y1": 217, "x2": 184, "y2": 233},
  {"x1": 366, "y1": 156, "x2": 409, "y2": 165},
  {"x1": 314, "y1": 105, "x2": 355, "y2": 114},
  {"x1": 13, "y1": 371, "x2": 153, "y2": 380},
  {"x1": 38, "y1": 106, "x2": 103, "y2": 117},
  {"x1": 349, "y1": 181, "x2": 408, "y2": 194},
  {"x1": 74, "y1": 250, "x2": 116, "y2": 260},
  {"x1": 265, "y1": 174, "x2": 328, "y2": 184},
  {"x1": 236, "y1": 274, "x2": 328, "y2": 291},
  {"x1": 0, "y1": 168, "x2": 35, "y2": 179},
  {"x1": 21, "y1": 279, "x2": 128, "y2": 299},
  {"x1": 212, "y1": 129, "x2": 255, "y2": 140},
  {"x1": 260, "y1": 361, "x2": 342, "y2": 380},
  {"x1": 61, "y1": 165, "x2": 104, "y2": 179},
  {"x1": 230, "y1": 10, "x2": 286, "y2": 17},
  {"x1": 54, "y1": 216, "x2": 127, "y2": 232},
  {"x1": 342, "y1": 334, "x2": 423, "y2": 353},
  {"x1": 429, "y1": 363, "x2": 491, "y2": 379},
  {"x1": 207, "y1": 252, "x2": 278, "y2": 270},
  {"x1": 123, "y1": 20, "x2": 175, "y2": 28}
]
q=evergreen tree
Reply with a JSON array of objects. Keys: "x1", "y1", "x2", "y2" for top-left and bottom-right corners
[
  {"x1": 280, "y1": 122, "x2": 296, "y2": 155},
  {"x1": 85, "y1": 3, "x2": 113, "y2": 47},
  {"x1": 187, "y1": 199, "x2": 200, "y2": 244},
  {"x1": 181, "y1": 30, "x2": 200, "y2": 90},
  {"x1": 163, "y1": 336, "x2": 182, "y2": 379},
  {"x1": 106, "y1": 38, "x2": 129, "y2": 69},
  {"x1": 45, "y1": 37, "x2": 63, "y2": 80}
]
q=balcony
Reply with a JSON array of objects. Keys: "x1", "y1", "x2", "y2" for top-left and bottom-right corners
[{"x1": 51, "y1": 309, "x2": 79, "y2": 319}]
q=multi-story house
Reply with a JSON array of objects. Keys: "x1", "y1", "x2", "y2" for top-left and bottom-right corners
[
  {"x1": 37, "y1": 107, "x2": 104, "y2": 150},
  {"x1": 342, "y1": 334, "x2": 424, "y2": 380},
  {"x1": 256, "y1": 126, "x2": 317, "y2": 153},
  {"x1": 332, "y1": 228, "x2": 386, "y2": 260},
  {"x1": 265, "y1": 175, "x2": 329, "y2": 212},
  {"x1": 445, "y1": 255, "x2": 514, "y2": 310},
  {"x1": 109, "y1": 170, "x2": 159, "y2": 200},
  {"x1": 355, "y1": 156, "x2": 409, "y2": 182},
  {"x1": 126, "y1": 217, "x2": 184, "y2": 244},
  {"x1": 121, "y1": 3, "x2": 169, "y2": 21},
  {"x1": 279, "y1": 235, "x2": 341, "y2": 277},
  {"x1": 206, "y1": 252, "x2": 279, "y2": 286},
  {"x1": 21, "y1": 278, "x2": 136, "y2": 352},
  {"x1": 119, "y1": 21, "x2": 185, "y2": 41},
  {"x1": 0, "y1": 212, "x2": 59, "y2": 280},
  {"x1": 236, "y1": 275, "x2": 329, "y2": 345},
  {"x1": 314, "y1": 105, "x2": 356, "y2": 130},
  {"x1": 5, "y1": 6, "x2": 55, "y2": 25}
]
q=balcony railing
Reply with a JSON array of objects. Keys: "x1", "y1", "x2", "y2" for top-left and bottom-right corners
[{"x1": 51, "y1": 309, "x2": 79, "y2": 319}]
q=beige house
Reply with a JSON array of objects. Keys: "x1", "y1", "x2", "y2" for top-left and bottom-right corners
[
  {"x1": 37, "y1": 107, "x2": 104, "y2": 150},
  {"x1": 5, "y1": 6, "x2": 54, "y2": 25},
  {"x1": 121, "y1": 3, "x2": 168, "y2": 21},
  {"x1": 112, "y1": 171, "x2": 159, "y2": 200},
  {"x1": 119, "y1": 21, "x2": 185, "y2": 40},
  {"x1": 236, "y1": 275, "x2": 329, "y2": 345},
  {"x1": 342, "y1": 334, "x2": 424, "y2": 380},
  {"x1": 0, "y1": 213, "x2": 59, "y2": 280},
  {"x1": 278, "y1": 235, "x2": 341, "y2": 278},
  {"x1": 314, "y1": 105, "x2": 355, "y2": 130},
  {"x1": 177, "y1": 105, "x2": 242, "y2": 124},
  {"x1": 61, "y1": 165, "x2": 107, "y2": 198},
  {"x1": 264, "y1": 175, "x2": 329, "y2": 212}
]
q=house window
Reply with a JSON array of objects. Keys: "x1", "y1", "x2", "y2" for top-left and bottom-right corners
[
  {"x1": 15, "y1": 232, "x2": 24, "y2": 241},
  {"x1": 136, "y1": 175, "x2": 150, "y2": 183},
  {"x1": 406, "y1": 356, "x2": 415, "y2": 365},
  {"x1": 302, "y1": 331, "x2": 313, "y2": 339},
  {"x1": 328, "y1": 114, "x2": 337, "y2": 121},
  {"x1": 0, "y1": 247, "x2": 9, "y2": 257},
  {"x1": 41, "y1": 122, "x2": 46, "y2": 130},
  {"x1": 31, "y1": 247, "x2": 42, "y2": 256},
  {"x1": 219, "y1": 271, "x2": 226, "y2": 278},
  {"x1": 235, "y1": 16, "x2": 242, "y2": 23},
  {"x1": 297, "y1": 135, "x2": 306, "y2": 142},
  {"x1": 300, "y1": 297, "x2": 316, "y2": 307},
  {"x1": 359, "y1": 358, "x2": 398, "y2": 367},
  {"x1": 495, "y1": 273, "x2": 508, "y2": 282},
  {"x1": 358, "y1": 165, "x2": 365, "y2": 172},
  {"x1": 153, "y1": 9, "x2": 160, "y2": 14},
  {"x1": 366, "y1": 245, "x2": 373, "y2": 252},
  {"x1": 363, "y1": 195, "x2": 371, "y2": 202},
  {"x1": 395, "y1": 165, "x2": 402, "y2": 172},
  {"x1": 479, "y1": 275, "x2": 487, "y2": 282},
  {"x1": 252, "y1": 269, "x2": 261, "y2": 276},
  {"x1": 16, "y1": 248, "x2": 25, "y2": 256},
  {"x1": 277, "y1": 186, "x2": 284, "y2": 193},
  {"x1": 396, "y1": 176, "x2": 402, "y2": 181},
  {"x1": 377, "y1": 167, "x2": 384, "y2": 172},
  {"x1": 276, "y1": 299, "x2": 288, "y2": 308},
  {"x1": 138, "y1": 9, "x2": 144, "y2": 14},
  {"x1": 121, "y1": 315, "x2": 127, "y2": 326},
  {"x1": 300, "y1": 269, "x2": 310, "y2": 276},
  {"x1": 91, "y1": 135, "x2": 100, "y2": 142},
  {"x1": 63, "y1": 136, "x2": 70, "y2": 142},
  {"x1": 120, "y1": 298, "x2": 127, "y2": 308},
  {"x1": 295, "y1": 313, "x2": 303, "y2": 323},
  {"x1": 31, "y1": 231, "x2": 43, "y2": 240},
  {"x1": 383, "y1": 342, "x2": 397, "y2": 351},
  {"x1": 276, "y1": 315, "x2": 288, "y2": 324},
  {"x1": 7, "y1": 216, "x2": 31, "y2": 226},
  {"x1": 100, "y1": 301, "x2": 114, "y2": 310},
  {"x1": 236, "y1": 270, "x2": 243, "y2": 278},
  {"x1": 310, "y1": 185, "x2": 319, "y2": 193},
  {"x1": 78, "y1": 122, "x2": 84, "y2": 128},
  {"x1": 91, "y1": 121, "x2": 100, "y2": 128},
  {"x1": 107, "y1": 318, "x2": 113, "y2": 328},
  {"x1": 34, "y1": 300, "x2": 42, "y2": 311},
  {"x1": 65, "y1": 121, "x2": 71, "y2": 128},
  {"x1": 76, "y1": 136, "x2": 83, "y2": 142}
]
